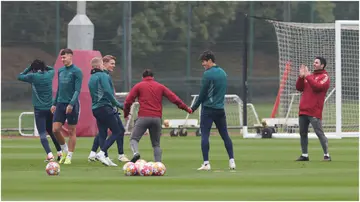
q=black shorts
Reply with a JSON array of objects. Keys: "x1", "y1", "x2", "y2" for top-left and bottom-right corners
[{"x1": 53, "y1": 102, "x2": 80, "y2": 125}]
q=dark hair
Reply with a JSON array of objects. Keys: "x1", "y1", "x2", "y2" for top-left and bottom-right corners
[
  {"x1": 315, "y1": 56, "x2": 327, "y2": 69},
  {"x1": 30, "y1": 59, "x2": 47, "y2": 72},
  {"x1": 199, "y1": 50, "x2": 216, "y2": 62},
  {"x1": 142, "y1": 69, "x2": 154, "y2": 78},
  {"x1": 60, "y1": 48, "x2": 73, "y2": 55}
]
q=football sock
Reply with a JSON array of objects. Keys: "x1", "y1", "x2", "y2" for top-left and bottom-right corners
[
  {"x1": 324, "y1": 153, "x2": 330, "y2": 157},
  {"x1": 204, "y1": 161, "x2": 210, "y2": 165},
  {"x1": 90, "y1": 151, "x2": 96, "y2": 157},
  {"x1": 61, "y1": 144, "x2": 68, "y2": 153},
  {"x1": 153, "y1": 146, "x2": 162, "y2": 162},
  {"x1": 91, "y1": 135, "x2": 100, "y2": 152},
  {"x1": 67, "y1": 152, "x2": 73, "y2": 159},
  {"x1": 302, "y1": 153, "x2": 309, "y2": 157}
]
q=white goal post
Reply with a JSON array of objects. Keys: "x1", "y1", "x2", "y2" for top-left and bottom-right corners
[{"x1": 243, "y1": 20, "x2": 359, "y2": 139}]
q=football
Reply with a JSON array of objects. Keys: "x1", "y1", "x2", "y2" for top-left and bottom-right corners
[
  {"x1": 45, "y1": 161, "x2": 60, "y2": 176},
  {"x1": 139, "y1": 163, "x2": 153, "y2": 176},
  {"x1": 152, "y1": 162, "x2": 166, "y2": 176},
  {"x1": 135, "y1": 159, "x2": 147, "y2": 175},
  {"x1": 123, "y1": 162, "x2": 137, "y2": 176}
]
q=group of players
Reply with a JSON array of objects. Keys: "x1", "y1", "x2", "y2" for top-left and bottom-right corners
[{"x1": 17, "y1": 48, "x2": 331, "y2": 172}]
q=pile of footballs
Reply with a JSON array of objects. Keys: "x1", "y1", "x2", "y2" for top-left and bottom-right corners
[{"x1": 123, "y1": 159, "x2": 166, "y2": 176}]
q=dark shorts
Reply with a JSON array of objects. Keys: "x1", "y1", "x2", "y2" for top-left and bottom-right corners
[
  {"x1": 53, "y1": 102, "x2": 80, "y2": 125},
  {"x1": 34, "y1": 108, "x2": 53, "y2": 137},
  {"x1": 92, "y1": 105, "x2": 125, "y2": 137}
]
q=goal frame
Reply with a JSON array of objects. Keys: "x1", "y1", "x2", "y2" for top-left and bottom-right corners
[{"x1": 243, "y1": 20, "x2": 359, "y2": 139}]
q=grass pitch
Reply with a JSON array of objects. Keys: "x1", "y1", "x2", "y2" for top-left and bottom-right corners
[{"x1": 1, "y1": 136, "x2": 358, "y2": 201}]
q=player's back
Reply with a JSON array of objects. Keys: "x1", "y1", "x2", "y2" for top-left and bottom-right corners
[
  {"x1": 203, "y1": 66, "x2": 227, "y2": 109},
  {"x1": 88, "y1": 70, "x2": 112, "y2": 110},
  {"x1": 29, "y1": 69, "x2": 54, "y2": 110}
]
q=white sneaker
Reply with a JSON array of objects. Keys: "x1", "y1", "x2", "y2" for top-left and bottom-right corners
[
  {"x1": 96, "y1": 152, "x2": 109, "y2": 166},
  {"x1": 197, "y1": 164, "x2": 211, "y2": 171},
  {"x1": 229, "y1": 159, "x2": 236, "y2": 170},
  {"x1": 118, "y1": 154, "x2": 130, "y2": 162},
  {"x1": 88, "y1": 152, "x2": 97, "y2": 162},
  {"x1": 106, "y1": 157, "x2": 118, "y2": 167}
]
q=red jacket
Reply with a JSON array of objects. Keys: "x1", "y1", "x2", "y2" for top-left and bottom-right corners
[
  {"x1": 124, "y1": 77, "x2": 190, "y2": 118},
  {"x1": 296, "y1": 69, "x2": 330, "y2": 119}
]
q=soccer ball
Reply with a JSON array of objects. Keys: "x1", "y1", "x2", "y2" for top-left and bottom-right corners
[
  {"x1": 123, "y1": 162, "x2": 137, "y2": 176},
  {"x1": 152, "y1": 162, "x2": 166, "y2": 176},
  {"x1": 45, "y1": 162, "x2": 60, "y2": 176},
  {"x1": 139, "y1": 163, "x2": 153, "y2": 176},
  {"x1": 135, "y1": 159, "x2": 147, "y2": 174}
]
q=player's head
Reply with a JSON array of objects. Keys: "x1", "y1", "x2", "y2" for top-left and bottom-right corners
[
  {"x1": 199, "y1": 50, "x2": 216, "y2": 69},
  {"x1": 142, "y1": 69, "x2": 154, "y2": 78},
  {"x1": 60, "y1": 48, "x2": 73, "y2": 67},
  {"x1": 103, "y1": 55, "x2": 116, "y2": 72},
  {"x1": 30, "y1": 59, "x2": 47, "y2": 72},
  {"x1": 313, "y1": 56, "x2": 327, "y2": 70},
  {"x1": 91, "y1": 57, "x2": 104, "y2": 70}
]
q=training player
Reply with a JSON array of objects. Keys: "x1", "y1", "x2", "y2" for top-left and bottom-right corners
[
  {"x1": 124, "y1": 69, "x2": 192, "y2": 163},
  {"x1": 17, "y1": 59, "x2": 62, "y2": 161},
  {"x1": 191, "y1": 50, "x2": 236, "y2": 171},
  {"x1": 88, "y1": 57, "x2": 125, "y2": 166},
  {"x1": 52, "y1": 49, "x2": 83, "y2": 165},
  {"x1": 295, "y1": 57, "x2": 331, "y2": 161},
  {"x1": 88, "y1": 55, "x2": 129, "y2": 163}
]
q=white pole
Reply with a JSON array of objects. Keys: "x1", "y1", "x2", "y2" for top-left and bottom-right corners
[{"x1": 335, "y1": 21, "x2": 342, "y2": 137}]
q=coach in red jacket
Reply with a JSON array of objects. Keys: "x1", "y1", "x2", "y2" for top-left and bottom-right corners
[
  {"x1": 124, "y1": 69, "x2": 192, "y2": 163},
  {"x1": 295, "y1": 56, "x2": 331, "y2": 162}
]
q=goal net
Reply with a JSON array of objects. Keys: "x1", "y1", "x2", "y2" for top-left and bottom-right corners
[
  {"x1": 244, "y1": 20, "x2": 359, "y2": 139},
  {"x1": 192, "y1": 94, "x2": 261, "y2": 130}
]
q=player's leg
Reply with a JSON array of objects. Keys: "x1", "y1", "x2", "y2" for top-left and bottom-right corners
[
  {"x1": 213, "y1": 109, "x2": 235, "y2": 169},
  {"x1": 198, "y1": 107, "x2": 213, "y2": 171},
  {"x1": 309, "y1": 117, "x2": 331, "y2": 161},
  {"x1": 64, "y1": 102, "x2": 80, "y2": 164},
  {"x1": 115, "y1": 112, "x2": 129, "y2": 162},
  {"x1": 95, "y1": 106, "x2": 124, "y2": 166},
  {"x1": 88, "y1": 134, "x2": 100, "y2": 161},
  {"x1": 52, "y1": 103, "x2": 68, "y2": 164},
  {"x1": 296, "y1": 115, "x2": 310, "y2": 161},
  {"x1": 148, "y1": 118, "x2": 162, "y2": 162},
  {"x1": 34, "y1": 109, "x2": 54, "y2": 161},
  {"x1": 45, "y1": 110, "x2": 62, "y2": 161},
  {"x1": 129, "y1": 118, "x2": 149, "y2": 163}
]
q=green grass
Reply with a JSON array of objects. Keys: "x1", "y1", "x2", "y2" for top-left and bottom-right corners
[{"x1": 1, "y1": 136, "x2": 358, "y2": 200}]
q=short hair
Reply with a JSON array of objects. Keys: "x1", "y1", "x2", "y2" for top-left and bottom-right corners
[
  {"x1": 91, "y1": 57, "x2": 103, "y2": 69},
  {"x1": 31, "y1": 59, "x2": 47, "y2": 72},
  {"x1": 315, "y1": 56, "x2": 327, "y2": 69},
  {"x1": 142, "y1": 69, "x2": 154, "y2": 78},
  {"x1": 199, "y1": 50, "x2": 216, "y2": 62},
  {"x1": 60, "y1": 48, "x2": 73, "y2": 55},
  {"x1": 103, "y1": 55, "x2": 116, "y2": 63}
]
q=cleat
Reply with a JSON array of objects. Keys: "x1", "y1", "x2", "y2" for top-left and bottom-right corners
[
  {"x1": 64, "y1": 158, "x2": 72, "y2": 165},
  {"x1": 118, "y1": 155, "x2": 130, "y2": 162},
  {"x1": 57, "y1": 153, "x2": 62, "y2": 161},
  {"x1": 197, "y1": 164, "x2": 211, "y2": 171},
  {"x1": 229, "y1": 160, "x2": 236, "y2": 170},
  {"x1": 106, "y1": 157, "x2": 118, "y2": 167},
  {"x1": 130, "y1": 153, "x2": 141, "y2": 163},
  {"x1": 96, "y1": 152, "x2": 109, "y2": 166},
  {"x1": 88, "y1": 153, "x2": 97, "y2": 162},
  {"x1": 296, "y1": 155, "x2": 309, "y2": 161},
  {"x1": 59, "y1": 152, "x2": 67, "y2": 164},
  {"x1": 323, "y1": 156, "x2": 332, "y2": 161},
  {"x1": 44, "y1": 155, "x2": 55, "y2": 162}
]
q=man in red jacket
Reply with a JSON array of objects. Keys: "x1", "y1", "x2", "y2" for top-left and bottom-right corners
[
  {"x1": 295, "y1": 56, "x2": 331, "y2": 161},
  {"x1": 124, "y1": 69, "x2": 192, "y2": 163}
]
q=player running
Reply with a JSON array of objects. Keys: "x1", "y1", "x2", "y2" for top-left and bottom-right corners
[
  {"x1": 191, "y1": 50, "x2": 236, "y2": 171},
  {"x1": 124, "y1": 69, "x2": 192, "y2": 163},
  {"x1": 88, "y1": 55, "x2": 130, "y2": 163},
  {"x1": 295, "y1": 56, "x2": 331, "y2": 161},
  {"x1": 88, "y1": 57, "x2": 125, "y2": 166},
  {"x1": 51, "y1": 48, "x2": 83, "y2": 165},
  {"x1": 17, "y1": 59, "x2": 62, "y2": 162}
]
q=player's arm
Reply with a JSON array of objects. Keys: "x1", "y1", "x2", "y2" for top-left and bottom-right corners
[
  {"x1": 191, "y1": 72, "x2": 211, "y2": 112},
  {"x1": 124, "y1": 84, "x2": 139, "y2": 118},
  {"x1": 162, "y1": 85, "x2": 191, "y2": 113},
  {"x1": 69, "y1": 69, "x2": 83, "y2": 107},
  {"x1": 296, "y1": 77, "x2": 305, "y2": 92},
  {"x1": 17, "y1": 66, "x2": 34, "y2": 83},
  {"x1": 305, "y1": 74, "x2": 330, "y2": 92},
  {"x1": 100, "y1": 74, "x2": 123, "y2": 109}
]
